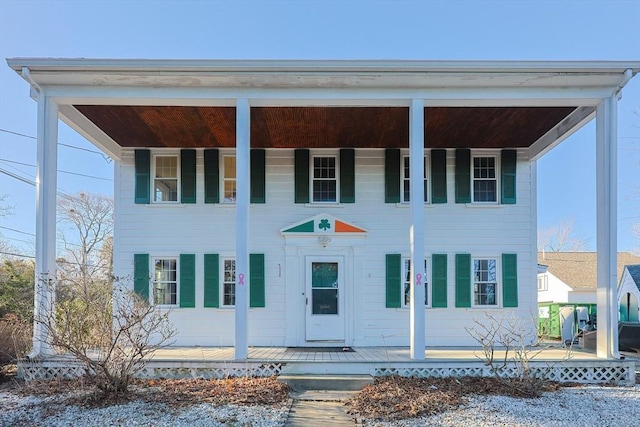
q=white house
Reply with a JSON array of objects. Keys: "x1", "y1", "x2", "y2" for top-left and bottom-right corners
[
  {"x1": 7, "y1": 59, "x2": 639, "y2": 361},
  {"x1": 618, "y1": 265, "x2": 640, "y2": 322},
  {"x1": 537, "y1": 252, "x2": 640, "y2": 304}
]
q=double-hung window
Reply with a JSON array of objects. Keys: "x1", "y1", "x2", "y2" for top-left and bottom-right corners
[
  {"x1": 222, "y1": 258, "x2": 236, "y2": 306},
  {"x1": 402, "y1": 155, "x2": 428, "y2": 203},
  {"x1": 153, "y1": 258, "x2": 177, "y2": 305},
  {"x1": 312, "y1": 155, "x2": 337, "y2": 203},
  {"x1": 473, "y1": 258, "x2": 498, "y2": 306},
  {"x1": 402, "y1": 258, "x2": 429, "y2": 307},
  {"x1": 472, "y1": 155, "x2": 497, "y2": 203},
  {"x1": 154, "y1": 155, "x2": 179, "y2": 202},
  {"x1": 223, "y1": 155, "x2": 236, "y2": 203}
]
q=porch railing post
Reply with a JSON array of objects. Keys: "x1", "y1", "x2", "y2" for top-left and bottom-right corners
[
  {"x1": 235, "y1": 98, "x2": 250, "y2": 360},
  {"x1": 410, "y1": 98, "x2": 426, "y2": 359},
  {"x1": 595, "y1": 94, "x2": 619, "y2": 359},
  {"x1": 32, "y1": 91, "x2": 58, "y2": 358}
]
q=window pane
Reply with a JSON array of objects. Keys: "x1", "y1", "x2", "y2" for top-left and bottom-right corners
[
  {"x1": 313, "y1": 180, "x2": 337, "y2": 202},
  {"x1": 312, "y1": 289, "x2": 338, "y2": 314},
  {"x1": 154, "y1": 258, "x2": 177, "y2": 305},
  {"x1": 473, "y1": 180, "x2": 496, "y2": 202},
  {"x1": 311, "y1": 262, "x2": 338, "y2": 288},
  {"x1": 156, "y1": 156, "x2": 177, "y2": 178},
  {"x1": 223, "y1": 259, "x2": 236, "y2": 306},
  {"x1": 224, "y1": 181, "x2": 236, "y2": 202}
]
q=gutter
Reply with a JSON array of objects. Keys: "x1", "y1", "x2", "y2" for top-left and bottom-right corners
[
  {"x1": 21, "y1": 66, "x2": 41, "y2": 95},
  {"x1": 614, "y1": 68, "x2": 634, "y2": 99}
]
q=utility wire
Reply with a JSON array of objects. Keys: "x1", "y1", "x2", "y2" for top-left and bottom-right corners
[
  {"x1": 0, "y1": 128, "x2": 112, "y2": 162},
  {"x1": 0, "y1": 159, "x2": 112, "y2": 181},
  {"x1": 0, "y1": 159, "x2": 113, "y2": 181},
  {"x1": 0, "y1": 226, "x2": 34, "y2": 236}
]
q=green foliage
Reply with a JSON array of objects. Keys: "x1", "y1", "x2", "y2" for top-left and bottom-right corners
[{"x1": 0, "y1": 259, "x2": 34, "y2": 322}]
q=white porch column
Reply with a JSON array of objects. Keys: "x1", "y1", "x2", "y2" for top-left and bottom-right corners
[
  {"x1": 595, "y1": 95, "x2": 619, "y2": 359},
  {"x1": 409, "y1": 99, "x2": 425, "y2": 359},
  {"x1": 31, "y1": 93, "x2": 58, "y2": 358},
  {"x1": 234, "y1": 98, "x2": 250, "y2": 360}
]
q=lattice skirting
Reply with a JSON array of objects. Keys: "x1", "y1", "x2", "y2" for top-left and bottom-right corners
[
  {"x1": 373, "y1": 361, "x2": 635, "y2": 385},
  {"x1": 18, "y1": 359, "x2": 283, "y2": 382}
]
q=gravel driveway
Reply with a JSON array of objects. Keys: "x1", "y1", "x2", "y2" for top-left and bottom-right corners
[{"x1": 1, "y1": 383, "x2": 638, "y2": 426}]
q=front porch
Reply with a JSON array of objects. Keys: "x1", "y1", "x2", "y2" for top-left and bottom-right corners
[{"x1": 20, "y1": 345, "x2": 637, "y2": 385}]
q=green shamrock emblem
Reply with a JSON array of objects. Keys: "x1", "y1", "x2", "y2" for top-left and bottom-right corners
[{"x1": 318, "y1": 219, "x2": 331, "y2": 231}]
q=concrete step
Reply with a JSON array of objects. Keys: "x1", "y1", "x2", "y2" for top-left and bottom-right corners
[{"x1": 279, "y1": 374, "x2": 373, "y2": 392}]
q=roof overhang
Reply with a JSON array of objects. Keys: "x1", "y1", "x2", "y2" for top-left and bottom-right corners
[{"x1": 7, "y1": 58, "x2": 640, "y2": 161}]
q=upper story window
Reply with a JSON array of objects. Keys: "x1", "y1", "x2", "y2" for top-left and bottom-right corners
[
  {"x1": 222, "y1": 258, "x2": 236, "y2": 306},
  {"x1": 154, "y1": 155, "x2": 178, "y2": 202},
  {"x1": 223, "y1": 155, "x2": 236, "y2": 203},
  {"x1": 153, "y1": 257, "x2": 177, "y2": 305},
  {"x1": 312, "y1": 156, "x2": 337, "y2": 203},
  {"x1": 537, "y1": 274, "x2": 548, "y2": 291},
  {"x1": 472, "y1": 156, "x2": 497, "y2": 203},
  {"x1": 402, "y1": 155, "x2": 428, "y2": 203},
  {"x1": 403, "y1": 258, "x2": 429, "y2": 307},
  {"x1": 473, "y1": 258, "x2": 498, "y2": 306}
]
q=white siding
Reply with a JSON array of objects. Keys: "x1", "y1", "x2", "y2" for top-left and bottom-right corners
[{"x1": 113, "y1": 149, "x2": 538, "y2": 346}]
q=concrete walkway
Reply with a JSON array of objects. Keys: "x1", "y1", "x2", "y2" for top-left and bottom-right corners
[{"x1": 285, "y1": 390, "x2": 358, "y2": 426}]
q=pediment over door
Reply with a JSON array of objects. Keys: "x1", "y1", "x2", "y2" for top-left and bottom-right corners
[{"x1": 281, "y1": 214, "x2": 367, "y2": 236}]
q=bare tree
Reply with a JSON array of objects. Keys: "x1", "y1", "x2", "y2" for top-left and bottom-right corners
[
  {"x1": 537, "y1": 218, "x2": 589, "y2": 253},
  {"x1": 57, "y1": 193, "x2": 114, "y2": 294},
  {"x1": 34, "y1": 278, "x2": 176, "y2": 397}
]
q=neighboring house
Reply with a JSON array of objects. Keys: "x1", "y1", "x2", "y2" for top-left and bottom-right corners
[
  {"x1": 7, "y1": 59, "x2": 639, "y2": 360},
  {"x1": 618, "y1": 265, "x2": 640, "y2": 322},
  {"x1": 537, "y1": 252, "x2": 640, "y2": 304}
]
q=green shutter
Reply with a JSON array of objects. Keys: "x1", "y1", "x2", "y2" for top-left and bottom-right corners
[
  {"x1": 385, "y1": 254, "x2": 402, "y2": 308},
  {"x1": 134, "y1": 150, "x2": 150, "y2": 204},
  {"x1": 204, "y1": 149, "x2": 219, "y2": 204},
  {"x1": 385, "y1": 149, "x2": 400, "y2": 203},
  {"x1": 133, "y1": 253, "x2": 149, "y2": 300},
  {"x1": 501, "y1": 150, "x2": 517, "y2": 205},
  {"x1": 179, "y1": 254, "x2": 196, "y2": 308},
  {"x1": 431, "y1": 149, "x2": 447, "y2": 204},
  {"x1": 250, "y1": 253, "x2": 265, "y2": 308},
  {"x1": 502, "y1": 253, "x2": 518, "y2": 307},
  {"x1": 340, "y1": 148, "x2": 355, "y2": 203},
  {"x1": 181, "y1": 149, "x2": 197, "y2": 204},
  {"x1": 294, "y1": 149, "x2": 310, "y2": 203},
  {"x1": 204, "y1": 254, "x2": 219, "y2": 308},
  {"x1": 251, "y1": 149, "x2": 266, "y2": 204},
  {"x1": 432, "y1": 254, "x2": 447, "y2": 308},
  {"x1": 455, "y1": 254, "x2": 471, "y2": 307},
  {"x1": 455, "y1": 149, "x2": 471, "y2": 204}
]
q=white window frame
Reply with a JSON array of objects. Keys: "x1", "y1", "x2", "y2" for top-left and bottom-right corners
[
  {"x1": 152, "y1": 256, "x2": 179, "y2": 306},
  {"x1": 221, "y1": 154, "x2": 237, "y2": 204},
  {"x1": 401, "y1": 153, "x2": 429, "y2": 204},
  {"x1": 221, "y1": 257, "x2": 236, "y2": 307},
  {"x1": 537, "y1": 274, "x2": 548, "y2": 291},
  {"x1": 472, "y1": 257, "x2": 500, "y2": 307},
  {"x1": 402, "y1": 257, "x2": 430, "y2": 308},
  {"x1": 471, "y1": 153, "x2": 499, "y2": 204},
  {"x1": 152, "y1": 154, "x2": 180, "y2": 203},
  {"x1": 311, "y1": 153, "x2": 339, "y2": 203}
]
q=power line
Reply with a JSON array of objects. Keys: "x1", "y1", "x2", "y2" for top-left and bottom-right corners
[
  {"x1": 0, "y1": 167, "x2": 77, "y2": 199},
  {"x1": 0, "y1": 128, "x2": 112, "y2": 161},
  {"x1": 0, "y1": 159, "x2": 112, "y2": 181},
  {"x1": 0, "y1": 251, "x2": 35, "y2": 259},
  {"x1": 0, "y1": 226, "x2": 35, "y2": 236}
]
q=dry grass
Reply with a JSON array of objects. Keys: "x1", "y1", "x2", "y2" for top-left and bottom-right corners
[
  {"x1": 1, "y1": 373, "x2": 290, "y2": 408},
  {"x1": 345, "y1": 375, "x2": 562, "y2": 421}
]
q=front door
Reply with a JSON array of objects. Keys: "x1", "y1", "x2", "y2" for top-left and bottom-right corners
[{"x1": 305, "y1": 257, "x2": 345, "y2": 342}]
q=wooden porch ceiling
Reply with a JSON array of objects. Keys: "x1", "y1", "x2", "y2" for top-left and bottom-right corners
[{"x1": 73, "y1": 105, "x2": 577, "y2": 149}]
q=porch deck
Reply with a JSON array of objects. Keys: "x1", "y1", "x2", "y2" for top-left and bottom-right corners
[{"x1": 21, "y1": 346, "x2": 637, "y2": 385}]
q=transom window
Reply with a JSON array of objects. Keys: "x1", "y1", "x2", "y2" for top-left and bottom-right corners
[
  {"x1": 473, "y1": 258, "x2": 498, "y2": 306},
  {"x1": 403, "y1": 258, "x2": 429, "y2": 307},
  {"x1": 312, "y1": 156, "x2": 337, "y2": 202},
  {"x1": 222, "y1": 258, "x2": 236, "y2": 306},
  {"x1": 472, "y1": 156, "x2": 497, "y2": 202},
  {"x1": 154, "y1": 155, "x2": 178, "y2": 202},
  {"x1": 223, "y1": 155, "x2": 236, "y2": 203},
  {"x1": 153, "y1": 258, "x2": 177, "y2": 305},
  {"x1": 402, "y1": 156, "x2": 428, "y2": 203}
]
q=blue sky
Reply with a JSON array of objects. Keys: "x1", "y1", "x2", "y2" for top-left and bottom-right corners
[{"x1": 0, "y1": 0, "x2": 639, "y2": 256}]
